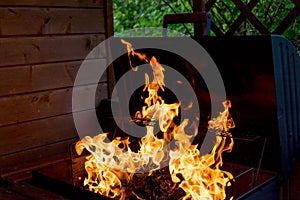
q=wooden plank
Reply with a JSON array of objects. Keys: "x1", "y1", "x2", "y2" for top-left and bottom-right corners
[
  {"x1": 0, "y1": 7, "x2": 105, "y2": 36},
  {"x1": 225, "y1": 0, "x2": 259, "y2": 36},
  {"x1": 105, "y1": 0, "x2": 114, "y2": 37},
  {"x1": 105, "y1": 0, "x2": 115, "y2": 97},
  {"x1": 0, "y1": 34, "x2": 106, "y2": 67},
  {"x1": 2, "y1": 155, "x2": 70, "y2": 182},
  {"x1": 0, "y1": 188, "x2": 30, "y2": 200},
  {"x1": 0, "y1": 138, "x2": 78, "y2": 175},
  {"x1": 0, "y1": 83, "x2": 108, "y2": 127},
  {"x1": 0, "y1": 0, "x2": 104, "y2": 8},
  {"x1": 0, "y1": 59, "x2": 107, "y2": 96},
  {"x1": 164, "y1": 13, "x2": 207, "y2": 24},
  {"x1": 1, "y1": 171, "x2": 32, "y2": 183},
  {"x1": 193, "y1": 0, "x2": 206, "y2": 36},
  {"x1": 0, "y1": 114, "x2": 77, "y2": 156},
  {"x1": 211, "y1": 21, "x2": 224, "y2": 36},
  {"x1": 6, "y1": 182, "x2": 69, "y2": 200},
  {"x1": 273, "y1": 8, "x2": 299, "y2": 34},
  {"x1": 231, "y1": 0, "x2": 270, "y2": 34},
  {"x1": 205, "y1": 0, "x2": 217, "y2": 11},
  {"x1": 37, "y1": 160, "x2": 73, "y2": 184}
]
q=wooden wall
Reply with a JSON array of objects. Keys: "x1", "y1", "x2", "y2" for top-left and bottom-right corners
[{"x1": 0, "y1": 0, "x2": 113, "y2": 178}]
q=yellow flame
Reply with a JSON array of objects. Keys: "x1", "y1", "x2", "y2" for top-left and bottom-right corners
[
  {"x1": 169, "y1": 100, "x2": 235, "y2": 200},
  {"x1": 75, "y1": 39, "x2": 235, "y2": 200}
]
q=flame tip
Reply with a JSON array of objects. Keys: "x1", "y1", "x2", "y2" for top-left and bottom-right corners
[{"x1": 75, "y1": 40, "x2": 235, "y2": 200}]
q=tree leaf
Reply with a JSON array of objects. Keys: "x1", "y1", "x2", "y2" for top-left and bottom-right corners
[
  {"x1": 283, "y1": 29, "x2": 296, "y2": 39},
  {"x1": 285, "y1": 3, "x2": 295, "y2": 9}
]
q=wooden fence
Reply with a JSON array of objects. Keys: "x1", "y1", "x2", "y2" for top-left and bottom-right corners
[
  {"x1": 206, "y1": 0, "x2": 300, "y2": 36},
  {"x1": 0, "y1": 0, "x2": 113, "y2": 180},
  {"x1": 165, "y1": 0, "x2": 299, "y2": 37}
]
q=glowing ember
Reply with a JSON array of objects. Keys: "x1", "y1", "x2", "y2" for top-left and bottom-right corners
[{"x1": 75, "y1": 39, "x2": 235, "y2": 200}]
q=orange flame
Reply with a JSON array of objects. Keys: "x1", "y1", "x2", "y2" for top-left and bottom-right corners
[
  {"x1": 169, "y1": 100, "x2": 235, "y2": 200},
  {"x1": 75, "y1": 39, "x2": 235, "y2": 200}
]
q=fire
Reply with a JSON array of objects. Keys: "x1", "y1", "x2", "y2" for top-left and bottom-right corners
[
  {"x1": 169, "y1": 100, "x2": 235, "y2": 200},
  {"x1": 75, "y1": 39, "x2": 235, "y2": 200}
]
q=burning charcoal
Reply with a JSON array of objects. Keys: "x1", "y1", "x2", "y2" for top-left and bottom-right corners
[
  {"x1": 168, "y1": 187, "x2": 186, "y2": 199},
  {"x1": 74, "y1": 39, "x2": 236, "y2": 200}
]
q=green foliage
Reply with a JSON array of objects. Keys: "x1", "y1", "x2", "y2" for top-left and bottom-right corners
[
  {"x1": 113, "y1": 0, "x2": 193, "y2": 35},
  {"x1": 113, "y1": 0, "x2": 299, "y2": 50}
]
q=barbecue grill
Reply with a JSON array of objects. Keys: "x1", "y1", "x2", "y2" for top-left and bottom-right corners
[{"x1": 31, "y1": 35, "x2": 300, "y2": 200}]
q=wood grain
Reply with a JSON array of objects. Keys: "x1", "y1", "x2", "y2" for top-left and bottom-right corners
[
  {"x1": 231, "y1": 0, "x2": 270, "y2": 34},
  {"x1": 225, "y1": 0, "x2": 259, "y2": 36},
  {"x1": 0, "y1": 0, "x2": 105, "y2": 8},
  {"x1": 0, "y1": 83, "x2": 108, "y2": 126},
  {"x1": 273, "y1": 7, "x2": 300, "y2": 34},
  {"x1": 0, "y1": 59, "x2": 107, "y2": 96},
  {"x1": 6, "y1": 182, "x2": 68, "y2": 199},
  {"x1": 0, "y1": 7, "x2": 105, "y2": 36},
  {"x1": 0, "y1": 188, "x2": 30, "y2": 200},
  {"x1": 0, "y1": 114, "x2": 77, "y2": 156},
  {"x1": 0, "y1": 34, "x2": 106, "y2": 67},
  {"x1": 106, "y1": 0, "x2": 114, "y2": 37},
  {"x1": 0, "y1": 138, "x2": 78, "y2": 175},
  {"x1": 0, "y1": 0, "x2": 112, "y2": 176}
]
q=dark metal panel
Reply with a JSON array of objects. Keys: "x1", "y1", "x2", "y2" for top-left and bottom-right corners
[
  {"x1": 237, "y1": 177, "x2": 279, "y2": 200},
  {"x1": 272, "y1": 35, "x2": 300, "y2": 180}
]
